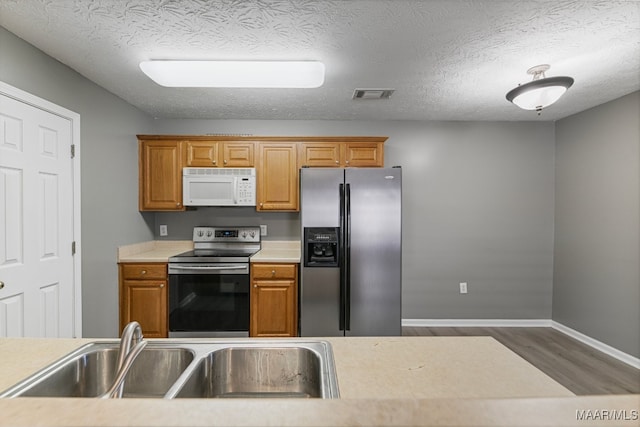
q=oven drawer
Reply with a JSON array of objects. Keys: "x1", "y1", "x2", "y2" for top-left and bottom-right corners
[
  {"x1": 252, "y1": 263, "x2": 297, "y2": 279},
  {"x1": 121, "y1": 263, "x2": 167, "y2": 280}
]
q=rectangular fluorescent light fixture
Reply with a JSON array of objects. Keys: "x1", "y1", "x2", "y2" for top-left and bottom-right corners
[{"x1": 139, "y1": 60, "x2": 325, "y2": 88}]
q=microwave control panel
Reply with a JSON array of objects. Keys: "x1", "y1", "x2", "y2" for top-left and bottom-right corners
[{"x1": 237, "y1": 177, "x2": 256, "y2": 205}]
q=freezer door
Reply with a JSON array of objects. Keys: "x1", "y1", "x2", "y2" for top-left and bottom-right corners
[
  {"x1": 300, "y1": 168, "x2": 343, "y2": 228},
  {"x1": 299, "y1": 168, "x2": 344, "y2": 336},
  {"x1": 345, "y1": 168, "x2": 402, "y2": 336}
]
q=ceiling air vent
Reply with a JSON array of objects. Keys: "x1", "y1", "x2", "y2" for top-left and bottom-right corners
[{"x1": 352, "y1": 88, "x2": 395, "y2": 100}]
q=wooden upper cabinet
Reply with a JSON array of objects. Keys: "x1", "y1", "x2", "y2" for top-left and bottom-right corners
[
  {"x1": 139, "y1": 139, "x2": 185, "y2": 211},
  {"x1": 222, "y1": 142, "x2": 255, "y2": 167},
  {"x1": 298, "y1": 143, "x2": 341, "y2": 167},
  {"x1": 138, "y1": 136, "x2": 386, "y2": 213},
  {"x1": 342, "y1": 142, "x2": 384, "y2": 167},
  {"x1": 185, "y1": 140, "x2": 218, "y2": 166},
  {"x1": 185, "y1": 140, "x2": 255, "y2": 167},
  {"x1": 257, "y1": 143, "x2": 298, "y2": 211},
  {"x1": 298, "y1": 138, "x2": 385, "y2": 168}
]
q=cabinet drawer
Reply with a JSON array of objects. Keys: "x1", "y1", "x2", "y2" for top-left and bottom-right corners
[
  {"x1": 252, "y1": 264, "x2": 297, "y2": 279},
  {"x1": 121, "y1": 263, "x2": 167, "y2": 280}
]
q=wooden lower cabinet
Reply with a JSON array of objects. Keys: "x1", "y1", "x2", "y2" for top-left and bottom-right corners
[
  {"x1": 250, "y1": 263, "x2": 298, "y2": 337},
  {"x1": 118, "y1": 263, "x2": 168, "y2": 338}
]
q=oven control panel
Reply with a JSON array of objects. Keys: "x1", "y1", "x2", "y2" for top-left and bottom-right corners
[{"x1": 193, "y1": 226, "x2": 261, "y2": 243}]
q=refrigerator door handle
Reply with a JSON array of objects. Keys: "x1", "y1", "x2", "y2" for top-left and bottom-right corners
[
  {"x1": 344, "y1": 183, "x2": 351, "y2": 331},
  {"x1": 339, "y1": 183, "x2": 346, "y2": 331}
]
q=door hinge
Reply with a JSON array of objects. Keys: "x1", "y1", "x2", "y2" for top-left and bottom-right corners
[
  {"x1": 71, "y1": 144, "x2": 75, "y2": 158},
  {"x1": 71, "y1": 241, "x2": 76, "y2": 255}
]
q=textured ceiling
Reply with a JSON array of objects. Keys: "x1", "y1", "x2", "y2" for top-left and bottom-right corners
[{"x1": 0, "y1": 0, "x2": 639, "y2": 121}]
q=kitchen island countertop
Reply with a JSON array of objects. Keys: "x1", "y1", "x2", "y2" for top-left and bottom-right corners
[{"x1": 2, "y1": 336, "x2": 637, "y2": 426}]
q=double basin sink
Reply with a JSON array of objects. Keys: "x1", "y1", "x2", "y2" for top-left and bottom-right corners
[{"x1": 0, "y1": 340, "x2": 339, "y2": 399}]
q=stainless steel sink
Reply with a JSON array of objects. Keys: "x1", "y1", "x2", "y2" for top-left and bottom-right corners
[
  {"x1": 0, "y1": 340, "x2": 339, "y2": 399},
  {"x1": 0, "y1": 343, "x2": 195, "y2": 398},
  {"x1": 174, "y1": 347, "x2": 324, "y2": 398}
]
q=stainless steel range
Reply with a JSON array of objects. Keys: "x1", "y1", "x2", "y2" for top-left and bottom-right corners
[{"x1": 168, "y1": 226, "x2": 261, "y2": 338}]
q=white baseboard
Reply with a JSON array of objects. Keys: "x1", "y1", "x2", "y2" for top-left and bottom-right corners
[
  {"x1": 402, "y1": 319, "x2": 553, "y2": 327},
  {"x1": 401, "y1": 318, "x2": 640, "y2": 369},
  {"x1": 551, "y1": 321, "x2": 640, "y2": 369}
]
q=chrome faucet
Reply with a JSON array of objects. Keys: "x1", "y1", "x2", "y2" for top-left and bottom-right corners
[{"x1": 101, "y1": 321, "x2": 147, "y2": 398}]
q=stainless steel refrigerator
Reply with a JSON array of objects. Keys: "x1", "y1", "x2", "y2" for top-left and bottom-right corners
[{"x1": 299, "y1": 167, "x2": 402, "y2": 336}]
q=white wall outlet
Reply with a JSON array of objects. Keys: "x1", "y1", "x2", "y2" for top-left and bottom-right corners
[
  {"x1": 159, "y1": 224, "x2": 168, "y2": 237},
  {"x1": 459, "y1": 282, "x2": 468, "y2": 294},
  {"x1": 260, "y1": 224, "x2": 267, "y2": 236}
]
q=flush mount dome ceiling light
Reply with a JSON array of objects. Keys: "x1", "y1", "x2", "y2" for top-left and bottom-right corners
[
  {"x1": 139, "y1": 60, "x2": 325, "y2": 88},
  {"x1": 506, "y1": 64, "x2": 574, "y2": 113}
]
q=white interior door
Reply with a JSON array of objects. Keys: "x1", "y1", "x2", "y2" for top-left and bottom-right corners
[{"x1": 0, "y1": 85, "x2": 79, "y2": 337}]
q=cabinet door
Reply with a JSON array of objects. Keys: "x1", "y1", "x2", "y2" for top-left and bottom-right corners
[
  {"x1": 139, "y1": 140, "x2": 184, "y2": 211},
  {"x1": 257, "y1": 143, "x2": 298, "y2": 211},
  {"x1": 121, "y1": 280, "x2": 167, "y2": 338},
  {"x1": 250, "y1": 279, "x2": 297, "y2": 337},
  {"x1": 222, "y1": 142, "x2": 255, "y2": 167},
  {"x1": 342, "y1": 142, "x2": 384, "y2": 167},
  {"x1": 185, "y1": 141, "x2": 219, "y2": 167},
  {"x1": 299, "y1": 143, "x2": 340, "y2": 167}
]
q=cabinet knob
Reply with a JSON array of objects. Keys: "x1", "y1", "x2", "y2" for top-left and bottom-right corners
[
  {"x1": 254, "y1": 284, "x2": 257, "y2": 288},
  {"x1": 223, "y1": 159, "x2": 227, "y2": 164},
  {"x1": 0, "y1": 281, "x2": 4, "y2": 290},
  {"x1": 212, "y1": 160, "x2": 217, "y2": 164},
  {"x1": 176, "y1": 202, "x2": 181, "y2": 207},
  {"x1": 159, "y1": 284, "x2": 164, "y2": 288},
  {"x1": 335, "y1": 160, "x2": 339, "y2": 164},
  {"x1": 259, "y1": 203, "x2": 263, "y2": 207},
  {"x1": 141, "y1": 270, "x2": 146, "y2": 274},
  {"x1": 345, "y1": 160, "x2": 350, "y2": 164},
  {"x1": 271, "y1": 270, "x2": 276, "y2": 276}
]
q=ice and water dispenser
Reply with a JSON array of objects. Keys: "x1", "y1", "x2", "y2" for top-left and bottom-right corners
[{"x1": 304, "y1": 227, "x2": 339, "y2": 267}]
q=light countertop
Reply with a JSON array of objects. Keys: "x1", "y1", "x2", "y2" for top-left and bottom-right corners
[
  {"x1": 249, "y1": 240, "x2": 300, "y2": 263},
  {"x1": 117, "y1": 240, "x2": 300, "y2": 263},
  {"x1": 2, "y1": 337, "x2": 637, "y2": 426},
  {"x1": 117, "y1": 240, "x2": 193, "y2": 263}
]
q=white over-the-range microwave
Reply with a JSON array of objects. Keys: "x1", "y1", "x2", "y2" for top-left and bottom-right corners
[{"x1": 183, "y1": 167, "x2": 256, "y2": 206}]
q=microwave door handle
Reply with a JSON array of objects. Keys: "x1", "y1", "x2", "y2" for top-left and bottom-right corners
[{"x1": 233, "y1": 177, "x2": 238, "y2": 205}]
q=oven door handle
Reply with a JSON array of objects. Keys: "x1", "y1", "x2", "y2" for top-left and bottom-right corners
[{"x1": 169, "y1": 265, "x2": 247, "y2": 271}]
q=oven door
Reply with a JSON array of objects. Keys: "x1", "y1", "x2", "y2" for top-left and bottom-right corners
[{"x1": 168, "y1": 263, "x2": 249, "y2": 337}]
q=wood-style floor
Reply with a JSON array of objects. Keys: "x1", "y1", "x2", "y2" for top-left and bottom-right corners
[{"x1": 402, "y1": 327, "x2": 640, "y2": 395}]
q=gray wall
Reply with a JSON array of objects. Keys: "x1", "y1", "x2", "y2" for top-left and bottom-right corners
[
  {"x1": 153, "y1": 119, "x2": 556, "y2": 320},
  {"x1": 0, "y1": 27, "x2": 156, "y2": 338},
  {"x1": 553, "y1": 92, "x2": 640, "y2": 358}
]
